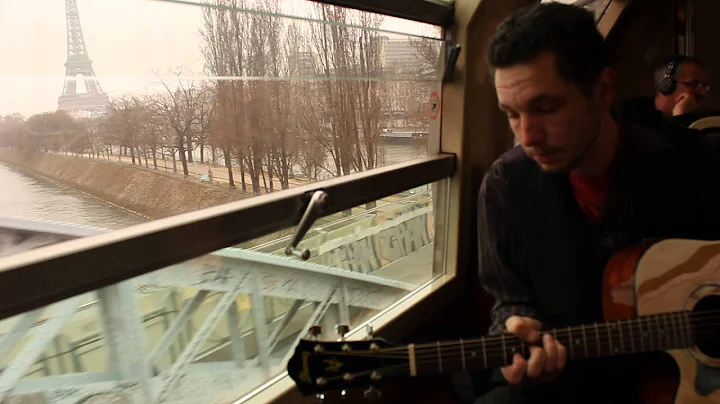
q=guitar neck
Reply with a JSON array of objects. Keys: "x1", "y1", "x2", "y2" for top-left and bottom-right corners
[{"x1": 404, "y1": 311, "x2": 693, "y2": 376}]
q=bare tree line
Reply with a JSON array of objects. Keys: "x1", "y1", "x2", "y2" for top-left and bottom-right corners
[{"x1": 0, "y1": 1, "x2": 440, "y2": 196}]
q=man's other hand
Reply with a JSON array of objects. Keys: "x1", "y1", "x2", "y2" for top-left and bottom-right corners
[
  {"x1": 673, "y1": 93, "x2": 699, "y2": 116},
  {"x1": 500, "y1": 316, "x2": 568, "y2": 385}
]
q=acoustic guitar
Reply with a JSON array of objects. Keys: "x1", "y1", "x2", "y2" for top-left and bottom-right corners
[{"x1": 287, "y1": 239, "x2": 720, "y2": 402}]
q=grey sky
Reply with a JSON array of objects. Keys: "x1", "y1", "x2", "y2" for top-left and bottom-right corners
[{"x1": 0, "y1": 0, "x2": 437, "y2": 117}]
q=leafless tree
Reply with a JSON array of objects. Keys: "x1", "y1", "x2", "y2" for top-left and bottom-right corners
[
  {"x1": 149, "y1": 68, "x2": 206, "y2": 177},
  {"x1": 104, "y1": 95, "x2": 146, "y2": 165}
]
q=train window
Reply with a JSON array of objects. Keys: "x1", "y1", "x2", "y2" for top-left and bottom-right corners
[
  {"x1": 0, "y1": 0, "x2": 445, "y2": 230},
  {"x1": 0, "y1": 179, "x2": 450, "y2": 403},
  {"x1": 0, "y1": 0, "x2": 457, "y2": 402}
]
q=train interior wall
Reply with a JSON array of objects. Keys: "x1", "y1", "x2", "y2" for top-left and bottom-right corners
[
  {"x1": 605, "y1": 0, "x2": 676, "y2": 106},
  {"x1": 696, "y1": 0, "x2": 720, "y2": 110}
]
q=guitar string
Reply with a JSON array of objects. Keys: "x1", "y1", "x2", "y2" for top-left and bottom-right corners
[
  {"x1": 338, "y1": 322, "x2": 716, "y2": 359},
  {"x1": 338, "y1": 313, "x2": 714, "y2": 356},
  {"x1": 369, "y1": 328, "x2": 716, "y2": 380},
  {"x1": 318, "y1": 327, "x2": 718, "y2": 384},
  {"x1": 307, "y1": 316, "x2": 718, "y2": 384},
  {"x1": 373, "y1": 309, "x2": 718, "y2": 353},
  {"x1": 314, "y1": 327, "x2": 717, "y2": 364},
  {"x1": 381, "y1": 324, "x2": 715, "y2": 360},
  {"x1": 310, "y1": 316, "x2": 718, "y2": 360},
  {"x1": 318, "y1": 328, "x2": 715, "y2": 362}
]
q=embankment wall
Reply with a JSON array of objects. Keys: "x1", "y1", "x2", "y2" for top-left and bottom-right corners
[{"x1": 0, "y1": 149, "x2": 245, "y2": 219}]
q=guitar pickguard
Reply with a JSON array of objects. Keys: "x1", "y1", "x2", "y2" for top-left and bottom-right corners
[{"x1": 695, "y1": 361, "x2": 720, "y2": 396}]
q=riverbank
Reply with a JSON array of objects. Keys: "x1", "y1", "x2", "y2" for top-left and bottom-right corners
[{"x1": 0, "y1": 149, "x2": 248, "y2": 219}]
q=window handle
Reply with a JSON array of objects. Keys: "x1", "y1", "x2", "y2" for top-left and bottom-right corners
[
  {"x1": 442, "y1": 42, "x2": 461, "y2": 83},
  {"x1": 285, "y1": 190, "x2": 328, "y2": 260}
]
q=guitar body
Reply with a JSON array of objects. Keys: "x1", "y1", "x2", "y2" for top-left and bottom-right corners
[{"x1": 603, "y1": 239, "x2": 720, "y2": 404}]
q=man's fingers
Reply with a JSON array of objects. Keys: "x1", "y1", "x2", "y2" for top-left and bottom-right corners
[
  {"x1": 556, "y1": 341, "x2": 568, "y2": 371},
  {"x1": 501, "y1": 317, "x2": 569, "y2": 384},
  {"x1": 501, "y1": 354, "x2": 527, "y2": 385},
  {"x1": 673, "y1": 93, "x2": 698, "y2": 116},
  {"x1": 543, "y1": 334, "x2": 558, "y2": 374},
  {"x1": 526, "y1": 345, "x2": 546, "y2": 379},
  {"x1": 505, "y1": 316, "x2": 542, "y2": 343}
]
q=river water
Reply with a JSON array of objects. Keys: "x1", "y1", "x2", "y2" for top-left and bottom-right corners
[{"x1": 0, "y1": 162, "x2": 147, "y2": 230}]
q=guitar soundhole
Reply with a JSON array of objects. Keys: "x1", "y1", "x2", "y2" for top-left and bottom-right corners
[{"x1": 691, "y1": 294, "x2": 720, "y2": 358}]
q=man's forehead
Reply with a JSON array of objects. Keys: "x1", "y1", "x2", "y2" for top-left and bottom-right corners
[
  {"x1": 679, "y1": 62, "x2": 708, "y2": 80},
  {"x1": 494, "y1": 53, "x2": 568, "y2": 106},
  {"x1": 494, "y1": 52, "x2": 557, "y2": 85}
]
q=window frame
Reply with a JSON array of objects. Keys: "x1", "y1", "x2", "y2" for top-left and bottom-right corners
[
  {"x1": 0, "y1": 155, "x2": 455, "y2": 321},
  {"x1": 307, "y1": 0, "x2": 455, "y2": 26}
]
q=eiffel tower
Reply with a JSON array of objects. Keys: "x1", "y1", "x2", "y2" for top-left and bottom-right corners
[{"x1": 57, "y1": 0, "x2": 109, "y2": 117}]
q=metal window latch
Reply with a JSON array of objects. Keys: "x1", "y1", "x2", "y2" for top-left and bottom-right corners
[
  {"x1": 442, "y1": 42, "x2": 461, "y2": 83},
  {"x1": 285, "y1": 190, "x2": 328, "y2": 260}
]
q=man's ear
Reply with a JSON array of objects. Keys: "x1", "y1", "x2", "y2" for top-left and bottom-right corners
[{"x1": 595, "y1": 67, "x2": 615, "y2": 110}]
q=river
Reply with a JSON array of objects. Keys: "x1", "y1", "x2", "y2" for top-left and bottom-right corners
[{"x1": 0, "y1": 162, "x2": 147, "y2": 230}]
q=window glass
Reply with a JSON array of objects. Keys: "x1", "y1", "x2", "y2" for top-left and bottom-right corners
[
  {"x1": 0, "y1": 179, "x2": 449, "y2": 403},
  {"x1": 0, "y1": 0, "x2": 445, "y2": 247}
]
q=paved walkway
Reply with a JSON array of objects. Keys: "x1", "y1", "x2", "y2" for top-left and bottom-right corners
[{"x1": 76, "y1": 152, "x2": 308, "y2": 194}]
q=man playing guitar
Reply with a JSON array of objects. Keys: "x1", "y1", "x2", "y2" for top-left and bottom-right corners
[{"x1": 473, "y1": 3, "x2": 720, "y2": 403}]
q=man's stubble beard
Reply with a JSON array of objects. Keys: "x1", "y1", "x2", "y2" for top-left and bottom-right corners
[{"x1": 543, "y1": 107, "x2": 602, "y2": 174}]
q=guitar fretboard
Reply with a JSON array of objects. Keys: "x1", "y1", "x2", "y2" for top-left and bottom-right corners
[{"x1": 405, "y1": 311, "x2": 693, "y2": 376}]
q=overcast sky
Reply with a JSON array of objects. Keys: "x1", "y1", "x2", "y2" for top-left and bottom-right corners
[{"x1": 0, "y1": 0, "x2": 438, "y2": 117}]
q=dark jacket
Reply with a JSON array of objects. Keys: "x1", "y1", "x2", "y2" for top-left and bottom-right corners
[{"x1": 465, "y1": 122, "x2": 720, "y2": 403}]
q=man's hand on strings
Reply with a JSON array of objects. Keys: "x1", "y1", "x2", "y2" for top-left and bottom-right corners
[{"x1": 500, "y1": 316, "x2": 568, "y2": 385}]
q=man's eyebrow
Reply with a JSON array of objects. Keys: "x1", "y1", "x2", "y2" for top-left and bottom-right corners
[
  {"x1": 498, "y1": 94, "x2": 562, "y2": 111},
  {"x1": 527, "y1": 94, "x2": 563, "y2": 105}
]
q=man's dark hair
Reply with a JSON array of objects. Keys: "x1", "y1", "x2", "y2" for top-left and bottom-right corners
[
  {"x1": 654, "y1": 55, "x2": 706, "y2": 85},
  {"x1": 487, "y1": 3, "x2": 607, "y2": 97}
]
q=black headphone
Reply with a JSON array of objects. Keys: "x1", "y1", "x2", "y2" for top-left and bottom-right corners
[{"x1": 656, "y1": 59, "x2": 678, "y2": 95}]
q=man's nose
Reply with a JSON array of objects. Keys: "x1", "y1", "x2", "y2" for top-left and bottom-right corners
[{"x1": 516, "y1": 115, "x2": 545, "y2": 147}]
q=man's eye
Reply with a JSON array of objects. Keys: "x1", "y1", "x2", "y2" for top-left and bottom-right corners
[
  {"x1": 506, "y1": 112, "x2": 519, "y2": 119},
  {"x1": 537, "y1": 105, "x2": 559, "y2": 114}
]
